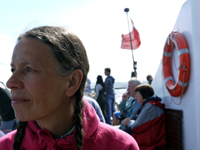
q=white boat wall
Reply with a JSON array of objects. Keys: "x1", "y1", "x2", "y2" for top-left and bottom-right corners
[{"x1": 152, "y1": 0, "x2": 200, "y2": 149}]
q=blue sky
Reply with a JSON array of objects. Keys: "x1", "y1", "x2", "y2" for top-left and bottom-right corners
[{"x1": 0, "y1": 0, "x2": 186, "y2": 84}]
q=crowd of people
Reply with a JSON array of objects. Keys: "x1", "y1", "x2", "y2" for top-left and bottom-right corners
[{"x1": 0, "y1": 25, "x2": 166, "y2": 150}]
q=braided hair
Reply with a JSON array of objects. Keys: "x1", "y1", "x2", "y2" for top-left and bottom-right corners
[{"x1": 13, "y1": 26, "x2": 89, "y2": 150}]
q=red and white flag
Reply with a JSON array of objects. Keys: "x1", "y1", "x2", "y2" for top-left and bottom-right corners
[{"x1": 121, "y1": 18, "x2": 141, "y2": 50}]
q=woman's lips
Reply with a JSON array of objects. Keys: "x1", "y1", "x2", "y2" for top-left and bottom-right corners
[{"x1": 11, "y1": 97, "x2": 30, "y2": 104}]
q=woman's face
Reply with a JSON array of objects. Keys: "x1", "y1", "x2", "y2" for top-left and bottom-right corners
[
  {"x1": 127, "y1": 82, "x2": 135, "y2": 97},
  {"x1": 135, "y1": 91, "x2": 144, "y2": 104},
  {"x1": 6, "y1": 38, "x2": 69, "y2": 122}
]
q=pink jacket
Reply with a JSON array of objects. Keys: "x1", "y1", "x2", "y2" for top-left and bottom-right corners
[{"x1": 0, "y1": 99, "x2": 139, "y2": 150}]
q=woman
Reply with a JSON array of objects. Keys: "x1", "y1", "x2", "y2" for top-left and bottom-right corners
[
  {"x1": 123, "y1": 84, "x2": 166, "y2": 150},
  {"x1": 0, "y1": 26, "x2": 139, "y2": 150},
  {"x1": 94, "y1": 75, "x2": 106, "y2": 117}
]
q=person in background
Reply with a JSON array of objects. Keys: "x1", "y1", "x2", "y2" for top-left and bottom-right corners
[
  {"x1": 113, "y1": 78, "x2": 141, "y2": 133},
  {"x1": 123, "y1": 84, "x2": 166, "y2": 150},
  {"x1": 94, "y1": 75, "x2": 106, "y2": 119},
  {"x1": 0, "y1": 81, "x2": 16, "y2": 134},
  {"x1": 83, "y1": 77, "x2": 105, "y2": 123},
  {"x1": 84, "y1": 78, "x2": 92, "y2": 95},
  {"x1": 146, "y1": 74, "x2": 153, "y2": 85},
  {"x1": 83, "y1": 95, "x2": 105, "y2": 123},
  {"x1": 0, "y1": 130, "x2": 5, "y2": 138},
  {"x1": 104, "y1": 68, "x2": 115, "y2": 125},
  {"x1": 0, "y1": 26, "x2": 139, "y2": 150}
]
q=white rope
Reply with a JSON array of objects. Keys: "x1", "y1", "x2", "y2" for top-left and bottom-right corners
[
  {"x1": 170, "y1": 34, "x2": 186, "y2": 105},
  {"x1": 172, "y1": 71, "x2": 186, "y2": 105},
  {"x1": 161, "y1": 67, "x2": 172, "y2": 104}
]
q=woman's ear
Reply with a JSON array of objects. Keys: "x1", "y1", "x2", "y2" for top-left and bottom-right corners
[{"x1": 65, "y1": 69, "x2": 83, "y2": 97}]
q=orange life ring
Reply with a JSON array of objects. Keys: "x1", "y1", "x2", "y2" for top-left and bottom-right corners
[{"x1": 162, "y1": 31, "x2": 190, "y2": 97}]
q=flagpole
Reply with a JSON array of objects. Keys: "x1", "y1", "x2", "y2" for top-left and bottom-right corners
[{"x1": 124, "y1": 8, "x2": 137, "y2": 77}]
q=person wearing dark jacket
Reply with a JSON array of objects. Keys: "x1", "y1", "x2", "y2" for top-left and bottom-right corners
[
  {"x1": 0, "y1": 81, "x2": 16, "y2": 134},
  {"x1": 123, "y1": 84, "x2": 166, "y2": 150},
  {"x1": 83, "y1": 95, "x2": 105, "y2": 123},
  {"x1": 104, "y1": 68, "x2": 115, "y2": 124},
  {"x1": 94, "y1": 75, "x2": 106, "y2": 119}
]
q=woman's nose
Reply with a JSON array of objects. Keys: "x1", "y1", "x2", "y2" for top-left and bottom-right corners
[{"x1": 6, "y1": 72, "x2": 24, "y2": 90}]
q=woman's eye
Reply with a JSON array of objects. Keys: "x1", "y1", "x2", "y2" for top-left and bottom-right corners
[
  {"x1": 26, "y1": 67, "x2": 34, "y2": 72},
  {"x1": 11, "y1": 68, "x2": 16, "y2": 73}
]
